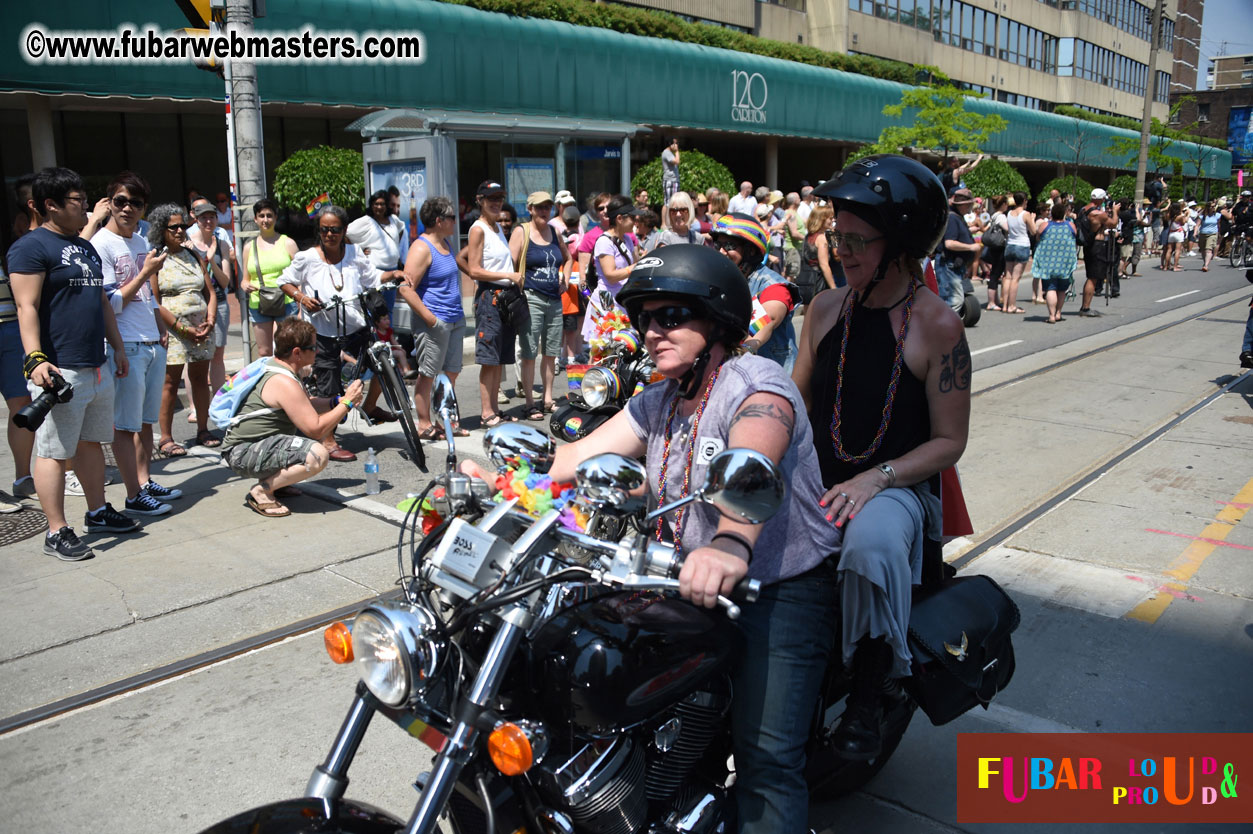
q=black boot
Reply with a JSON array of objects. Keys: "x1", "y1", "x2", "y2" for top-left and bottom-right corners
[{"x1": 831, "y1": 637, "x2": 895, "y2": 762}]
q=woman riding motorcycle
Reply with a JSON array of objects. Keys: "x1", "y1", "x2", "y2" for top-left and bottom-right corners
[
  {"x1": 466, "y1": 243, "x2": 840, "y2": 833},
  {"x1": 793, "y1": 155, "x2": 971, "y2": 761},
  {"x1": 710, "y1": 213, "x2": 799, "y2": 373}
]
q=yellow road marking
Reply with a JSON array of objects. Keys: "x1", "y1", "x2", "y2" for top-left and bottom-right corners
[{"x1": 1125, "y1": 477, "x2": 1253, "y2": 623}]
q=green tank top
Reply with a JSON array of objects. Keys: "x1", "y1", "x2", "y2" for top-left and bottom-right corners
[
  {"x1": 246, "y1": 235, "x2": 294, "y2": 309},
  {"x1": 222, "y1": 364, "x2": 301, "y2": 448}
]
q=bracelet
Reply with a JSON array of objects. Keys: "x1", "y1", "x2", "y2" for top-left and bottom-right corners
[
  {"x1": 710, "y1": 531, "x2": 754, "y2": 564},
  {"x1": 877, "y1": 462, "x2": 897, "y2": 488},
  {"x1": 22, "y1": 351, "x2": 49, "y2": 379},
  {"x1": 338, "y1": 396, "x2": 354, "y2": 410}
]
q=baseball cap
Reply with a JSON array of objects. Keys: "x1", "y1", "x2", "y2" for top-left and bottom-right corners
[
  {"x1": 1187, "y1": 200, "x2": 1197, "y2": 207},
  {"x1": 526, "y1": 190, "x2": 553, "y2": 207},
  {"x1": 554, "y1": 189, "x2": 576, "y2": 205},
  {"x1": 1091, "y1": 188, "x2": 1107, "y2": 201},
  {"x1": 1242, "y1": 190, "x2": 1251, "y2": 197},
  {"x1": 607, "y1": 203, "x2": 644, "y2": 221},
  {"x1": 476, "y1": 180, "x2": 505, "y2": 197},
  {"x1": 190, "y1": 199, "x2": 216, "y2": 217}
]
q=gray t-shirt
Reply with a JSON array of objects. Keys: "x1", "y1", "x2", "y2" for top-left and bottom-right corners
[
  {"x1": 625, "y1": 354, "x2": 840, "y2": 585},
  {"x1": 662, "y1": 148, "x2": 678, "y2": 182},
  {"x1": 656, "y1": 228, "x2": 702, "y2": 247}
]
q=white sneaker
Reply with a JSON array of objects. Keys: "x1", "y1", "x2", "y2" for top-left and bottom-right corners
[
  {"x1": 0, "y1": 491, "x2": 21, "y2": 514},
  {"x1": 65, "y1": 472, "x2": 85, "y2": 497}
]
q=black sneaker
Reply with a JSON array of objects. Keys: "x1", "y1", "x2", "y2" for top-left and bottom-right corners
[
  {"x1": 44, "y1": 526, "x2": 94, "y2": 561},
  {"x1": 142, "y1": 479, "x2": 183, "y2": 500},
  {"x1": 85, "y1": 503, "x2": 142, "y2": 533},
  {"x1": 1078, "y1": 308, "x2": 1102, "y2": 317},
  {"x1": 124, "y1": 491, "x2": 172, "y2": 516},
  {"x1": 1240, "y1": 351, "x2": 1253, "y2": 369}
]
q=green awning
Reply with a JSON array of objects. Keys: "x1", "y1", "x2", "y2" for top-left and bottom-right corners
[{"x1": 0, "y1": 0, "x2": 1231, "y2": 177}]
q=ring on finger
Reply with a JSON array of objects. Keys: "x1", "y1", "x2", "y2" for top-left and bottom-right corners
[{"x1": 847, "y1": 498, "x2": 856, "y2": 506}]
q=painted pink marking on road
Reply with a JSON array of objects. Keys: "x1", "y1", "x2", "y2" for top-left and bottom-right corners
[
  {"x1": 1145, "y1": 528, "x2": 1253, "y2": 551},
  {"x1": 1123, "y1": 575, "x2": 1201, "y2": 602}
]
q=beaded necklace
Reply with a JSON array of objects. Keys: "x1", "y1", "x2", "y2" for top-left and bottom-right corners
[
  {"x1": 829, "y1": 281, "x2": 916, "y2": 464},
  {"x1": 654, "y1": 359, "x2": 724, "y2": 553},
  {"x1": 320, "y1": 245, "x2": 346, "y2": 291}
]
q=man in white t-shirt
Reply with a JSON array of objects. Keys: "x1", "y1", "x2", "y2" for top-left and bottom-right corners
[
  {"x1": 213, "y1": 192, "x2": 234, "y2": 245},
  {"x1": 728, "y1": 181, "x2": 757, "y2": 216},
  {"x1": 795, "y1": 184, "x2": 814, "y2": 228},
  {"x1": 93, "y1": 172, "x2": 182, "y2": 517},
  {"x1": 348, "y1": 190, "x2": 407, "y2": 316}
]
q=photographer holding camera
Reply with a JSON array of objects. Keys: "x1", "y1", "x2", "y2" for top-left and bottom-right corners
[{"x1": 8, "y1": 167, "x2": 138, "y2": 562}]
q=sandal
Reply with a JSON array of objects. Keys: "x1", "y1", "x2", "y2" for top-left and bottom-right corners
[
  {"x1": 526, "y1": 404, "x2": 545, "y2": 421},
  {"x1": 246, "y1": 492, "x2": 290, "y2": 518},
  {"x1": 985, "y1": 303, "x2": 1002, "y2": 311},
  {"x1": 448, "y1": 425, "x2": 471, "y2": 438},
  {"x1": 196, "y1": 430, "x2": 222, "y2": 448},
  {"x1": 543, "y1": 401, "x2": 557, "y2": 413},
  {"x1": 159, "y1": 439, "x2": 187, "y2": 458},
  {"x1": 481, "y1": 413, "x2": 517, "y2": 429},
  {"x1": 418, "y1": 425, "x2": 442, "y2": 441},
  {"x1": 1004, "y1": 307, "x2": 1026, "y2": 314}
]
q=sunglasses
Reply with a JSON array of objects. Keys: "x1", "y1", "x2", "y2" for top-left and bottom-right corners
[
  {"x1": 596, "y1": 204, "x2": 609, "y2": 212},
  {"x1": 318, "y1": 226, "x2": 345, "y2": 235},
  {"x1": 111, "y1": 196, "x2": 146, "y2": 210},
  {"x1": 299, "y1": 342, "x2": 316, "y2": 353},
  {"x1": 166, "y1": 222, "x2": 192, "y2": 231},
  {"x1": 637, "y1": 304, "x2": 698, "y2": 332},
  {"x1": 669, "y1": 207, "x2": 689, "y2": 214},
  {"x1": 714, "y1": 237, "x2": 746, "y2": 253},
  {"x1": 830, "y1": 231, "x2": 885, "y2": 254},
  {"x1": 439, "y1": 213, "x2": 457, "y2": 221}
]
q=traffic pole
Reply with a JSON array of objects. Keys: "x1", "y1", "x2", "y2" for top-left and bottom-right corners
[
  {"x1": 226, "y1": 0, "x2": 267, "y2": 363},
  {"x1": 1133, "y1": 0, "x2": 1165, "y2": 204}
]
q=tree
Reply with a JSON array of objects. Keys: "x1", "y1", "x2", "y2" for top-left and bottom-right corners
[
  {"x1": 1106, "y1": 98, "x2": 1191, "y2": 176},
  {"x1": 1036, "y1": 175, "x2": 1094, "y2": 204},
  {"x1": 1106, "y1": 174, "x2": 1137, "y2": 201},
  {"x1": 867, "y1": 69, "x2": 1008, "y2": 161},
  {"x1": 962, "y1": 158, "x2": 1029, "y2": 198},
  {"x1": 630, "y1": 148, "x2": 735, "y2": 202},
  {"x1": 273, "y1": 146, "x2": 366, "y2": 212}
]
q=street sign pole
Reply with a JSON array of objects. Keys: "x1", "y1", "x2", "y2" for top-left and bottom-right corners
[{"x1": 1134, "y1": 0, "x2": 1165, "y2": 204}]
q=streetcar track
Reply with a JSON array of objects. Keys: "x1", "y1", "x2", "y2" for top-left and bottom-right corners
[{"x1": 2, "y1": 292, "x2": 1248, "y2": 737}]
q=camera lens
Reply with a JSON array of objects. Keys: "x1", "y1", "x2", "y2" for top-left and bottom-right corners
[{"x1": 14, "y1": 390, "x2": 57, "y2": 431}]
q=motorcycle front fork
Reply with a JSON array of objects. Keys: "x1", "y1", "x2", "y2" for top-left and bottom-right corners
[{"x1": 305, "y1": 683, "x2": 378, "y2": 800}]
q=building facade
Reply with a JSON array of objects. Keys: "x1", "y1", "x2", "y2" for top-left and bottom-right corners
[{"x1": 1207, "y1": 53, "x2": 1253, "y2": 91}]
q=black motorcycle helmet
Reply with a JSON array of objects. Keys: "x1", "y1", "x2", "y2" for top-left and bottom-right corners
[
  {"x1": 618, "y1": 244, "x2": 752, "y2": 398},
  {"x1": 814, "y1": 154, "x2": 949, "y2": 264}
]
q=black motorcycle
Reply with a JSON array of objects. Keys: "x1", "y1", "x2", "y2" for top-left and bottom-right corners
[
  {"x1": 551, "y1": 329, "x2": 655, "y2": 443},
  {"x1": 201, "y1": 375, "x2": 1015, "y2": 834}
]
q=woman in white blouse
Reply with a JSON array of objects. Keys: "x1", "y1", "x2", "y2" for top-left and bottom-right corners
[{"x1": 279, "y1": 205, "x2": 403, "y2": 462}]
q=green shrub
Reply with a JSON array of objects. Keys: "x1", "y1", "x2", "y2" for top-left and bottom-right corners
[
  {"x1": 438, "y1": 0, "x2": 916, "y2": 84},
  {"x1": 962, "y1": 158, "x2": 1028, "y2": 199},
  {"x1": 273, "y1": 146, "x2": 365, "y2": 212},
  {"x1": 1106, "y1": 174, "x2": 1137, "y2": 201},
  {"x1": 631, "y1": 149, "x2": 735, "y2": 203},
  {"x1": 1037, "y1": 175, "x2": 1094, "y2": 204}
]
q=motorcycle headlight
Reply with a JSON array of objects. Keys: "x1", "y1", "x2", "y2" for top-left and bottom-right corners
[
  {"x1": 579, "y1": 367, "x2": 619, "y2": 409},
  {"x1": 353, "y1": 603, "x2": 445, "y2": 707}
]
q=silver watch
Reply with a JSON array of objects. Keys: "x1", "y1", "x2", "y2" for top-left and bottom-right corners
[{"x1": 876, "y1": 462, "x2": 896, "y2": 488}]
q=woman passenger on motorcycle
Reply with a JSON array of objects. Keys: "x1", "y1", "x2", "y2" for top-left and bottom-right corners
[
  {"x1": 711, "y1": 213, "x2": 799, "y2": 374},
  {"x1": 468, "y1": 243, "x2": 842, "y2": 833},
  {"x1": 793, "y1": 155, "x2": 971, "y2": 761}
]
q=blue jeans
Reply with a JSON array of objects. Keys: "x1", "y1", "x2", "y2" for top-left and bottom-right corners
[
  {"x1": 932, "y1": 257, "x2": 963, "y2": 307},
  {"x1": 1243, "y1": 303, "x2": 1253, "y2": 354},
  {"x1": 731, "y1": 560, "x2": 838, "y2": 833}
]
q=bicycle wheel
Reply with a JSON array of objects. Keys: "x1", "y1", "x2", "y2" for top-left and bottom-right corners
[
  {"x1": 1230, "y1": 239, "x2": 1246, "y2": 269},
  {"x1": 371, "y1": 344, "x2": 426, "y2": 470}
]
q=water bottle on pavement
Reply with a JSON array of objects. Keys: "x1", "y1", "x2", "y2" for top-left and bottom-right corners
[{"x1": 364, "y1": 447, "x2": 380, "y2": 495}]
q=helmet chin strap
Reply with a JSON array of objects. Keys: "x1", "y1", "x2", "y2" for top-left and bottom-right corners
[
  {"x1": 676, "y1": 331, "x2": 721, "y2": 400},
  {"x1": 859, "y1": 245, "x2": 900, "y2": 305}
]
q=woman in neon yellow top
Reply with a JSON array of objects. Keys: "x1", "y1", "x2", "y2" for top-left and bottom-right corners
[{"x1": 239, "y1": 198, "x2": 299, "y2": 356}]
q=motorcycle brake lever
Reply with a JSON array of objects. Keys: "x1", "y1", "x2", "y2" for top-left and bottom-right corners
[{"x1": 610, "y1": 575, "x2": 742, "y2": 620}]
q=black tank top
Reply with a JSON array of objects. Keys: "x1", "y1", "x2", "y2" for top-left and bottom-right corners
[{"x1": 808, "y1": 293, "x2": 931, "y2": 487}]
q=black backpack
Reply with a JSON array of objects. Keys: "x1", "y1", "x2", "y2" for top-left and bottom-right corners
[{"x1": 1075, "y1": 206, "x2": 1094, "y2": 249}]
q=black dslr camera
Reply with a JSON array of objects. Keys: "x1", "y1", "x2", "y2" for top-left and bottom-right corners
[{"x1": 15, "y1": 370, "x2": 74, "y2": 431}]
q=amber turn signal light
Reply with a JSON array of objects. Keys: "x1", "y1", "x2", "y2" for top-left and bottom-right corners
[
  {"x1": 324, "y1": 621, "x2": 354, "y2": 664},
  {"x1": 488, "y1": 723, "x2": 533, "y2": 776}
]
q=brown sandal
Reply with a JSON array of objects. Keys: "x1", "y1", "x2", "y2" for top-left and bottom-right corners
[{"x1": 246, "y1": 492, "x2": 290, "y2": 518}]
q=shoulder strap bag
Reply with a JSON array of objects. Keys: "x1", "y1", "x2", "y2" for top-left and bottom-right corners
[{"x1": 252, "y1": 237, "x2": 290, "y2": 317}]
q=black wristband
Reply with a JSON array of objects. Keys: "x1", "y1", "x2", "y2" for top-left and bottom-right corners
[
  {"x1": 23, "y1": 352, "x2": 49, "y2": 379},
  {"x1": 710, "y1": 531, "x2": 753, "y2": 564}
]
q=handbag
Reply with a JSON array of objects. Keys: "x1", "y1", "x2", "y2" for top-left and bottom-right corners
[
  {"x1": 904, "y1": 574, "x2": 1020, "y2": 726},
  {"x1": 251, "y1": 238, "x2": 290, "y2": 317},
  {"x1": 982, "y1": 220, "x2": 1007, "y2": 250}
]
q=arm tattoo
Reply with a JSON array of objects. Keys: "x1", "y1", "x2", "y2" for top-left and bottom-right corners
[
  {"x1": 938, "y1": 334, "x2": 972, "y2": 393},
  {"x1": 730, "y1": 402, "x2": 795, "y2": 437}
]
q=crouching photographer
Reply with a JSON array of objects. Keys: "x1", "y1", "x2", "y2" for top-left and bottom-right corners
[{"x1": 8, "y1": 167, "x2": 136, "y2": 562}]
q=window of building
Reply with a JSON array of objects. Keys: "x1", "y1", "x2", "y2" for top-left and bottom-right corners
[{"x1": 1197, "y1": 103, "x2": 1210, "y2": 122}]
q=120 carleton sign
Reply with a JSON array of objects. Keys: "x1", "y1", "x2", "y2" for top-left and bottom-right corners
[{"x1": 731, "y1": 70, "x2": 767, "y2": 124}]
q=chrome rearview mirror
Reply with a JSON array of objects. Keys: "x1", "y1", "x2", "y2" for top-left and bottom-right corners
[
  {"x1": 574, "y1": 453, "x2": 647, "y2": 511},
  {"x1": 432, "y1": 373, "x2": 460, "y2": 472},
  {"x1": 646, "y1": 448, "x2": 784, "y2": 525},
  {"x1": 484, "y1": 424, "x2": 555, "y2": 474}
]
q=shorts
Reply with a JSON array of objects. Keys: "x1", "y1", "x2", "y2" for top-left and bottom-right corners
[
  {"x1": 213, "y1": 300, "x2": 230, "y2": 348},
  {"x1": 1042, "y1": 276, "x2": 1070, "y2": 295},
  {"x1": 1199, "y1": 233, "x2": 1217, "y2": 252},
  {"x1": 1168, "y1": 231, "x2": 1185, "y2": 244},
  {"x1": 412, "y1": 317, "x2": 466, "y2": 377},
  {"x1": 27, "y1": 364, "x2": 115, "y2": 460},
  {"x1": 111, "y1": 341, "x2": 167, "y2": 432},
  {"x1": 0, "y1": 320, "x2": 29, "y2": 401},
  {"x1": 1084, "y1": 253, "x2": 1112, "y2": 291},
  {"x1": 520, "y1": 290, "x2": 563, "y2": 360},
  {"x1": 562, "y1": 313, "x2": 581, "y2": 333},
  {"x1": 1004, "y1": 243, "x2": 1031, "y2": 263},
  {"x1": 474, "y1": 286, "x2": 517, "y2": 367},
  {"x1": 222, "y1": 434, "x2": 319, "y2": 481},
  {"x1": 313, "y1": 327, "x2": 370, "y2": 398},
  {"x1": 248, "y1": 301, "x2": 299, "y2": 324}
]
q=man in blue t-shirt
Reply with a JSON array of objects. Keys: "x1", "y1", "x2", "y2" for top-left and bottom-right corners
[
  {"x1": 8, "y1": 167, "x2": 138, "y2": 562},
  {"x1": 934, "y1": 189, "x2": 980, "y2": 307}
]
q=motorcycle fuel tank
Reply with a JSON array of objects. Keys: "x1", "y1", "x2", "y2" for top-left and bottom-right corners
[
  {"x1": 550, "y1": 401, "x2": 613, "y2": 442},
  {"x1": 526, "y1": 591, "x2": 741, "y2": 734}
]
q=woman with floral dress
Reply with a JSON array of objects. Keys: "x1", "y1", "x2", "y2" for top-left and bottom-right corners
[{"x1": 1032, "y1": 202, "x2": 1078, "y2": 324}]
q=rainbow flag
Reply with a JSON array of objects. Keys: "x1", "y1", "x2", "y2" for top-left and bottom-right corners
[
  {"x1": 565, "y1": 364, "x2": 589, "y2": 393},
  {"x1": 747, "y1": 297, "x2": 771, "y2": 336},
  {"x1": 305, "y1": 192, "x2": 330, "y2": 218}
]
